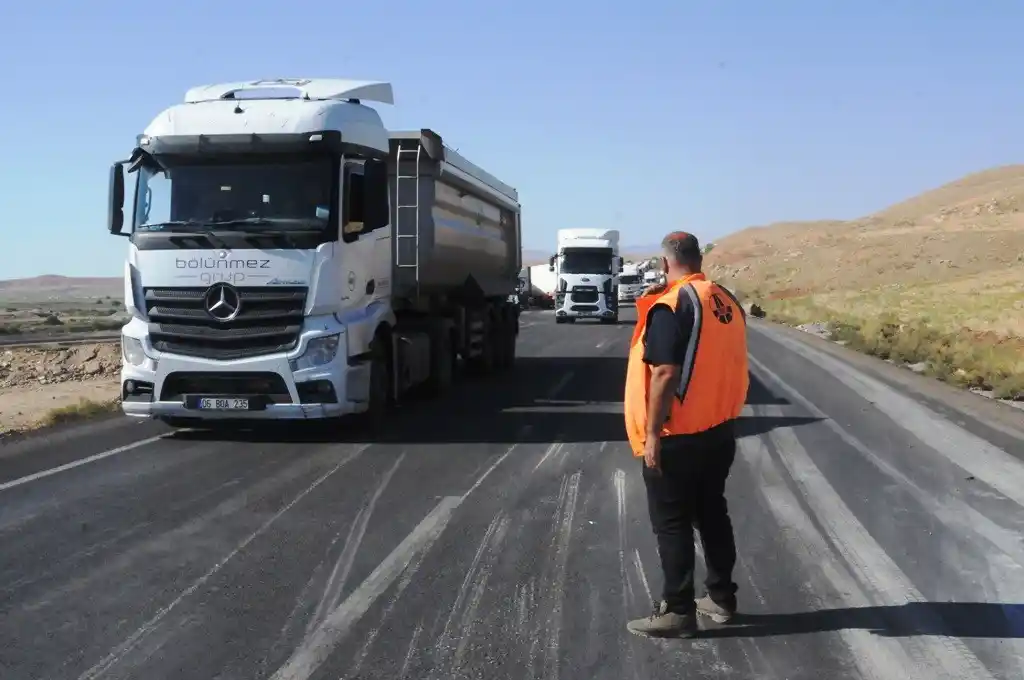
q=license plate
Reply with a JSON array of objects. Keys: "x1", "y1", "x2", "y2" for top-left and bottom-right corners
[{"x1": 198, "y1": 397, "x2": 249, "y2": 410}]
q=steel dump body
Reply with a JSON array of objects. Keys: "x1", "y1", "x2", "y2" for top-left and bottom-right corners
[{"x1": 389, "y1": 130, "x2": 522, "y2": 301}]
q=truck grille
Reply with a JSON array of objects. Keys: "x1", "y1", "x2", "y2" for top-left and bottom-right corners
[
  {"x1": 160, "y1": 371, "x2": 293, "y2": 403},
  {"x1": 144, "y1": 286, "x2": 307, "y2": 360},
  {"x1": 570, "y1": 286, "x2": 599, "y2": 303}
]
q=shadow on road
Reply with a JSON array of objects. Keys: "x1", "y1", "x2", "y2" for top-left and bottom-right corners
[
  {"x1": 166, "y1": 360, "x2": 811, "y2": 446},
  {"x1": 699, "y1": 602, "x2": 1024, "y2": 639}
]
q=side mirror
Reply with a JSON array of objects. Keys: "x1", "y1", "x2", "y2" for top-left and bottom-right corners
[
  {"x1": 108, "y1": 162, "x2": 127, "y2": 236},
  {"x1": 548, "y1": 255, "x2": 555, "y2": 272},
  {"x1": 618, "y1": 258, "x2": 624, "y2": 273},
  {"x1": 362, "y1": 159, "x2": 390, "y2": 231}
]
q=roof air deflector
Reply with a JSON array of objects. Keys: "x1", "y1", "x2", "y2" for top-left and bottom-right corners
[{"x1": 183, "y1": 78, "x2": 395, "y2": 105}]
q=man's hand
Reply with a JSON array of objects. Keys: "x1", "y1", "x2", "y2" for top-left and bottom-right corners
[{"x1": 643, "y1": 435, "x2": 662, "y2": 472}]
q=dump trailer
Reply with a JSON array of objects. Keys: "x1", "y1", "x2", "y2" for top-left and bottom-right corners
[{"x1": 107, "y1": 78, "x2": 522, "y2": 429}]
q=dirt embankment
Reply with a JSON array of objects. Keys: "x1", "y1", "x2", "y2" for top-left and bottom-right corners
[
  {"x1": 0, "y1": 343, "x2": 121, "y2": 435},
  {"x1": 0, "y1": 343, "x2": 121, "y2": 388}
]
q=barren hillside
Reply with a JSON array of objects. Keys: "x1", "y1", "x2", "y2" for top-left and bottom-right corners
[
  {"x1": 0, "y1": 275, "x2": 122, "y2": 303},
  {"x1": 705, "y1": 165, "x2": 1024, "y2": 338}
]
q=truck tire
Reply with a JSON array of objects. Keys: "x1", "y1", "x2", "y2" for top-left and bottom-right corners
[
  {"x1": 601, "y1": 315, "x2": 618, "y2": 325},
  {"x1": 494, "y1": 318, "x2": 516, "y2": 371},
  {"x1": 425, "y1": 328, "x2": 455, "y2": 395},
  {"x1": 365, "y1": 336, "x2": 392, "y2": 432},
  {"x1": 465, "y1": 317, "x2": 495, "y2": 376}
]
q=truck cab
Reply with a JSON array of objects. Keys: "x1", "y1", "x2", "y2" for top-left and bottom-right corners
[
  {"x1": 617, "y1": 263, "x2": 644, "y2": 303},
  {"x1": 549, "y1": 228, "x2": 621, "y2": 324}
]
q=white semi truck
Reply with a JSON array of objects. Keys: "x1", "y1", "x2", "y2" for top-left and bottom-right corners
[
  {"x1": 107, "y1": 78, "x2": 522, "y2": 430},
  {"x1": 617, "y1": 263, "x2": 644, "y2": 303},
  {"x1": 548, "y1": 228, "x2": 621, "y2": 324}
]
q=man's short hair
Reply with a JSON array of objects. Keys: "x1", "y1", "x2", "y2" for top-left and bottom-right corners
[{"x1": 662, "y1": 231, "x2": 702, "y2": 270}]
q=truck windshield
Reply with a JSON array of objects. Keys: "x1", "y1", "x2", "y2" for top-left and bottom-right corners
[
  {"x1": 560, "y1": 248, "x2": 613, "y2": 275},
  {"x1": 134, "y1": 157, "x2": 334, "y2": 232},
  {"x1": 620, "y1": 275, "x2": 641, "y2": 284}
]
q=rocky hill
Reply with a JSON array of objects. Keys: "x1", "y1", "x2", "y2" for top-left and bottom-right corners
[
  {"x1": 0, "y1": 275, "x2": 122, "y2": 303},
  {"x1": 704, "y1": 165, "x2": 1024, "y2": 398}
]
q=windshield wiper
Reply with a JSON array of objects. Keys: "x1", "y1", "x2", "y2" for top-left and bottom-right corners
[
  {"x1": 137, "y1": 220, "x2": 207, "y2": 232},
  {"x1": 207, "y1": 217, "x2": 325, "y2": 230},
  {"x1": 140, "y1": 221, "x2": 233, "y2": 247}
]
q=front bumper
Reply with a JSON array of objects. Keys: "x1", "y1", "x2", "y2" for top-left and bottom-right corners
[
  {"x1": 119, "y1": 319, "x2": 366, "y2": 421},
  {"x1": 554, "y1": 292, "x2": 617, "y2": 319}
]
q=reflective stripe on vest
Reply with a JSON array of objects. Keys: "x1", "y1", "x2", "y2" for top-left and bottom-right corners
[{"x1": 677, "y1": 283, "x2": 702, "y2": 403}]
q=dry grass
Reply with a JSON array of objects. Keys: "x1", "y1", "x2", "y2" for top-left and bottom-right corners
[
  {"x1": 706, "y1": 164, "x2": 1024, "y2": 400},
  {"x1": 760, "y1": 299, "x2": 1024, "y2": 399},
  {"x1": 38, "y1": 397, "x2": 120, "y2": 427}
]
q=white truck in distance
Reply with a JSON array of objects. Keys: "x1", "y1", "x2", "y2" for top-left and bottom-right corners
[
  {"x1": 548, "y1": 228, "x2": 621, "y2": 324},
  {"x1": 107, "y1": 78, "x2": 522, "y2": 430},
  {"x1": 617, "y1": 263, "x2": 644, "y2": 303}
]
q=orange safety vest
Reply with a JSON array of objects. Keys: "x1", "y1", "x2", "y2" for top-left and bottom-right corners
[{"x1": 624, "y1": 273, "x2": 749, "y2": 456}]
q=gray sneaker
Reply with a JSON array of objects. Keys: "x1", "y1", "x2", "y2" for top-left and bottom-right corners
[
  {"x1": 626, "y1": 601, "x2": 698, "y2": 638},
  {"x1": 695, "y1": 595, "x2": 735, "y2": 624}
]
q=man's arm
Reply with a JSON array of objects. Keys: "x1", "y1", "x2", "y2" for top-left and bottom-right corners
[
  {"x1": 642, "y1": 305, "x2": 693, "y2": 437},
  {"x1": 646, "y1": 363, "x2": 681, "y2": 439}
]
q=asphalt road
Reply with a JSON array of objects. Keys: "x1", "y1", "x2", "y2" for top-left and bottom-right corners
[{"x1": 2, "y1": 308, "x2": 1023, "y2": 680}]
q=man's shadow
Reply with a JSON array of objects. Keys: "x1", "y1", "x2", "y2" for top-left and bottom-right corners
[{"x1": 698, "y1": 602, "x2": 1024, "y2": 639}]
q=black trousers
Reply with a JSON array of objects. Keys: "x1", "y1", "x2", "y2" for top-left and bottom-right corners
[{"x1": 642, "y1": 420, "x2": 739, "y2": 614}]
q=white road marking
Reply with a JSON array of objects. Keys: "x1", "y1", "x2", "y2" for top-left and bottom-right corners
[
  {"x1": 596, "y1": 339, "x2": 608, "y2": 349},
  {"x1": 77, "y1": 444, "x2": 370, "y2": 680},
  {"x1": 268, "y1": 495, "x2": 462, "y2": 680},
  {"x1": 0, "y1": 434, "x2": 168, "y2": 492},
  {"x1": 304, "y1": 453, "x2": 406, "y2": 639}
]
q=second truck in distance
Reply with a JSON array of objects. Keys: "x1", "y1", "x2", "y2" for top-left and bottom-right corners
[{"x1": 548, "y1": 228, "x2": 621, "y2": 324}]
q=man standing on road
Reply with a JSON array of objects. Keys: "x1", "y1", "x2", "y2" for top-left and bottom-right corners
[{"x1": 623, "y1": 231, "x2": 749, "y2": 638}]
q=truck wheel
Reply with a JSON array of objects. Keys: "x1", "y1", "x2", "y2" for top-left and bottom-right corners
[
  {"x1": 601, "y1": 316, "x2": 618, "y2": 325},
  {"x1": 365, "y1": 337, "x2": 391, "y2": 431},
  {"x1": 495, "y1": 320, "x2": 516, "y2": 371},
  {"x1": 465, "y1": 320, "x2": 495, "y2": 376},
  {"x1": 425, "y1": 328, "x2": 454, "y2": 395}
]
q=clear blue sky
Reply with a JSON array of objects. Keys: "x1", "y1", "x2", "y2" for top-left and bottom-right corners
[{"x1": 3, "y1": 1, "x2": 1023, "y2": 279}]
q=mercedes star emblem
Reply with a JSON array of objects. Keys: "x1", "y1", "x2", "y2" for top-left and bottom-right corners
[{"x1": 204, "y1": 282, "x2": 241, "y2": 322}]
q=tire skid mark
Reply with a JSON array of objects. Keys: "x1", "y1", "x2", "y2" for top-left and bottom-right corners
[
  {"x1": 519, "y1": 471, "x2": 581, "y2": 680},
  {"x1": 346, "y1": 518, "x2": 436, "y2": 677},
  {"x1": 77, "y1": 445, "x2": 370, "y2": 680},
  {"x1": 762, "y1": 420, "x2": 996, "y2": 680},
  {"x1": 741, "y1": 434, "x2": 966, "y2": 680},
  {"x1": 613, "y1": 468, "x2": 644, "y2": 680},
  {"x1": 304, "y1": 453, "x2": 406, "y2": 641},
  {"x1": 430, "y1": 511, "x2": 508, "y2": 678}
]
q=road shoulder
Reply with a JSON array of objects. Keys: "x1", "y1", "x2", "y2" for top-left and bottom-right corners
[{"x1": 749, "y1": 319, "x2": 1024, "y2": 456}]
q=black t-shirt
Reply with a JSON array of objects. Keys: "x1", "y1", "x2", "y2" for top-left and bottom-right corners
[{"x1": 642, "y1": 294, "x2": 695, "y2": 366}]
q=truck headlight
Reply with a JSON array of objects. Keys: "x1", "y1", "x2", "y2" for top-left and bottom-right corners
[
  {"x1": 122, "y1": 335, "x2": 146, "y2": 366},
  {"x1": 290, "y1": 334, "x2": 341, "y2": 372}
]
